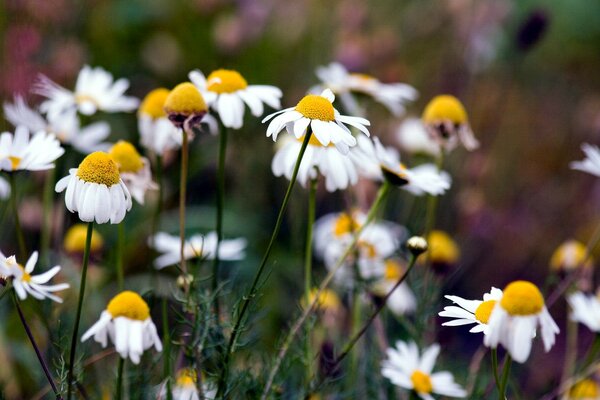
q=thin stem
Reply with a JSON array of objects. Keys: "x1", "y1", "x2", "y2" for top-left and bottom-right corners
[
  {"x1": 348, "y1": 284, "x2": 361, "y2": 390},
  {"x1": 12, "y1": 290, "x2": 63, "y2": 399},
  {"x1": 498, "y1": 354, "x2": 512, "y2": 400},
  {"x1": 41, "y1": 167, "x2": 56, "y2": 265},
  {"x1": 151, "y1": 155, "x2": 164, "y2": 250},
  {"x1": 9, "y1": 173, "x2": 26, "y2": 260},
  {"x1": 491, "y1": 348, "x2": 500, "y2": 391},
  {"x1": 560, "y1": 314, "x2": 578, "y2": 390},
  {"x1": 116, "y1": 223, "x2": 124, "y2": 291},
  {"x1": 580, "y1": 333, "x2": 600, "y2": 372},
  {"x1": 179, "y1": 129, "x2": 189, "y2": 291},
  {"x1": 162, "y1": 297, "x2": 172, "y2": 400},
  {"x1": 213, "y1": 124, "x2": 228, "y2": 318},
  {"x1": 67, "y1": 222, "x2": 94, "y2": 400},
  {"x1": 216, "y1": 129, "x2": 314, "y2": 399},
  {"x1": 260, "y1": 182, "x2": 392, "y2": 400},
  {"x1": 304, "y1": 178, "x2": 317, "y2": 385},
  {"x1": 116, "y1": 358, "x2": 125, "y2": 400}
]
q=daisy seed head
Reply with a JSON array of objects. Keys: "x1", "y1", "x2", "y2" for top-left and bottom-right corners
[
  {"x1": 411, "y1": 370, "x2": 433, "y2": 394},
  {"x1": 295, "y1": 94, "x2": 335, "y2": 122},
  {"x1": 76, "y1": 152, "x2": 120, "y2": 186},
  {"x1": 107, "y1": 291, "x2": 150, "y2": 321},
  {"x1": 474, "y1": 300, "x2": 497, "y2": 324},
  {"x1": 422, "y1": 95, "x2": 468, "y2": 125},
  {"x1": 407, "y1": 236, "x2": 428, "y2": 256},
  {"x1": 164, "y1": 82, "x2": 207, "y2": 128},
  {"x1": 206, "y1": 69, "x2": 248, "y2": 93},
  {"x1": 139, "y1": 88, "x2": 170, "y2": 119},
  {"x1": 109, "y1": 141, "x2": 144, "y2": 173},
  {"x1": 64, "y1": 224, "x2": 104, "y2": 253},
  {"x1": 500, "y1": 280, "x2": 544, "y2": 316}
]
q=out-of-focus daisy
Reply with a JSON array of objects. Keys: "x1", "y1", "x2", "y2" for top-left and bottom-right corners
[
  {"x1": 550, "y1": 240, "x2": 593, "y2": 272},
  {"x1": 63, "y1": 224, "x2": 104, "y2": 255},
  {"x1": 423, "y1": 230, "x2": 460, "y2": 273},
  {"x1": 149, "y1": 231, "x2": 247, "y2": 269},
  {"x1": 372, "y1": 259, "x2": 417, "y2": 316},
  {"x1": 568, "y1": 379, "x2": 600, "y2": 400},
  {"x1": 422, "y1": 95, "x2": 478, "y2": 152},
  {"x1": 55, "y1": 152, "x2": 132, "y2": 224},
  {"x1": 271, "y1": 133, "x2": 361, "y2": 192},
  {"x1": 381, "y1": 340, "x2": 466, "y2": 399},
  {"x1": 571, "y1": 143, "x2": 600, "y2": 177},
  {"x1": 484, "y1": 280, "x2": 559, "y2": 363},
  {"x1": 34, "y1": 65, "x2": 139, "y2": 118},
  {"x1": 138, "y1": 88, "x2": 182, "y2": 155},
  {"x1": 313, "y1": 62, "x2": 417, "y2": 116},
  {"x1": 0, "y1": 176, "x2": 9, "y2": 200},
  {"x1": 4, "y1": 96, "x2": 110, "y2": 153},
  {"x1": 0, "y1": 126, "x2": 64, "y2": 172},
  {"x1": 1, "y1": 251, "x2": 69, "y2": 302},
  {"x1": 396, "y1": 117, "x2": 441, "y2": 157},
  {"x1": 263, "y1": 89, "x2": 370, "y2": 154},
  {"x1": 164, "y1": 82, "x2": 208, "y2": 132},
  {"x1": 158, "y1": 368, "x2": 216, "y2": 400},
  {"x1": 108, "y1": 141, "x2": 157, "y2": 205},
  {"x1": 81, "y1": 290, "x2": 162, "y2": 364},
  {"x1": 439, "y1": 287, "x2": 503, "y2": 334},
  {"x1": 304, "y1": 287, "x2": 342, "y2": 312},
  {"x1": 313, "y1": 210, "x2": 366, "y2": 257},
  {"x1": 351, "y1": 136, "x2": 451, "y2": 195},
  {"x1": 568, "y1": 291, "x2": 600, "y2": 332},
  {"x1": 189, "y1": 69, "x2": 282, "y2": 129}
]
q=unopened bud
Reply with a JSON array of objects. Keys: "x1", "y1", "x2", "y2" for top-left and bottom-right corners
[
  {"x1": 407, "y1": 236, "x2": 428, "y2": 256},
  {"x1": 177, "y1": 273, "x2": 194, "y2": 289}
]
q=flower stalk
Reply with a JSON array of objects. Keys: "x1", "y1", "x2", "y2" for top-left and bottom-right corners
[
  {"x1": 213, "y1": 124, "x2": 229, "y2": 317},
  {"x1": 9, "y1": 173, "x2": 27, "y2": 260},
  {"x1": 304, "y1": 178, "x2": 317, "y2": 384}
]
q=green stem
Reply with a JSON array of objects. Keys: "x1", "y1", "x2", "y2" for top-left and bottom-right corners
[
  {"x1": 162, "y1": 297, "x2": 172, "y2": 400},
  {"x1": 304, "y1": 178, "x2": 317, "y2": 386},
  {"x1": 349, "y1": 284, "x2": 361, "y2": 390},
  {"x1": 116, "y1": 357, "x2": 125, "y2": 400},
  {"x1": 116, "y1": 223, "x2": 124, "y2": 291},
  {"x1": 213, "y1": 124, "x2": 228, "y2": 318},
  {"x1": 498, "y1": 354, "x2": 512, "y2": 400},
  {"x1": 580, "y1": 334, "x2": 600, "y2": 372},
  {"x1": 180, "y1": 129, "x2": 189, "y2": 291},
  {"x1": 491, "y1": 348, "x2": 500, "y2": 391},
  {"x1": 67, "y1": 222, "x2": 93, "y2": 400},
  {"x1": 9, "y1": 174, "x2": 26, "y2": 260},
  {"x1": 151, "y1": 155, "x2": 163, "y2": 257},
  {"x1": 41, "y1": 167, "x2": 56, "y2": 265},
  {"x1": 216, "y1": 129, "x2": 314, "y2": 399}
]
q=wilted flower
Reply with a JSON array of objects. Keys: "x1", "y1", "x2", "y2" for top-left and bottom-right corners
[
  {"x1": 163, "y1": 82, "x2": 208, "y2": 131},
  {"x1": 422, "y1": 95, "x2": 478, "y2": 152},
  {"x1": 395, "y1": 117, "x2": 441, "y2": 157}
]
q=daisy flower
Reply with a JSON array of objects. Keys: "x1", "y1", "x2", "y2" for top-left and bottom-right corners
[
  {"x1": 484, "y1": 280, "x2": 560, "y2": 363},
  {"x1": 395, "y1": 117, "x2": 441, "y2": 157},
  {"x1": 34, "y1": 65, "x2": 139, "y2": 119},
  {"x1": 568, "y1": 379, "x2": 600, "y2": 400},
  {"x1": 0, "y1": 176, "x2": 9, "y2": 200},
  {"x1": 381, "y1": 340, "x2": 467, "y2": 399},
  {"x1": 189, "y1": 68, "x2": 282, "y2": 129},
  {"x1": 263, "y1": 89, "x2": 370, "y2": 154},
  {"x1": 1, "y1": 250, "x2": 69, "y2": 302},
  {"x1": 149, "y1": 231, "x2": 247, "y2": 270},
  {"x1": 63, "y1": 223, "x2": 104, "y2": 255},
  {"x1": 108, "y1": 141, "x2": 158, "y2": 205},
  {"x1": 372, "y1": 259, "x2": 417, "y2": 316},
  {"x1": 571, "y1": 143, "x2": 600, "y2": 177},
  {"x1": 313, "y1": 62, "x2": 417, "y2": 116},
  {"x1": 81, "y1": 291, "x2": 162, "y2": 364},
  {"x1": 55, "y1": 151, "x2": 132, "y2": 224},
  {"x1": 164, "y1": 82, "x2": 208, "y2": 132},
  {"x1": 138, "y1": 88, "x2": 182, "y2": 155},
  {"x1": 422, "y1": 95, "x2": 479, "y2": 152},
  {"x1": 550, "y1": 240, "x2": 592, "y2": 272},
  {"x1": 439, "y1": 287, "x2": 503, "y2": 334},
  {"x1": 313, "y1": 210, "x2": 366, "y2": 257},
  {"x1": 271, "y1": 133, "x2": 361, "y2": 192},
  {"x1": 0, "y1": 126, "x2": 64, "y2": 172},
  {"x1": 423, "y1": 230, "x2": 461, "y2": 273},
  {"x1": 159, "y1": 368, "x2": 216, "y2": 400},
  {"x1": 4, "y1": 96, "x2": 110, "y2": 153},
  {"x1": 567, "y1": 291, "x2": 600, "y2": 332}
]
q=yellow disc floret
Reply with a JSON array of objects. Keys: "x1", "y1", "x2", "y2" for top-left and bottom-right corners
[
  {"x1": 8, "y1": 156, "x2": 21, "y2": 170},
  {"x1": 206, "y1": 69, "x2": 248, "y2": 93},
  {"x1": 109, "y1": 141, "x2": 144, "y2": 173},
  {"x1": 296, "y1": 95, "x2": 335, "y2": 122},
  {"x1": 333, "y1": 213, "x2": 360, "y2": 236},
  {"x1": 107, "y1": 291, "x2": 150, "y2": 321},
  {"x1": 474, "y1": 300, "x2": 497, "y2": 324},
  {"x1": 306, "y1": 288, "x2": 341, "y2": 311},
  {"x1": 422, "y1": 95, "x2": 468, "y2": 125},
  {"x1": 164, "y1": 82, "x2": 207, "y2": 116},
  {"x1": 500, "y1": 281, "x2": 544, "y2": 316},
  {"x1": 411, "y1": 370, "x2": 433, "y2": 394},
  {"x1": 139, "y1": 88, "x2": 170, "y2": 119},
  {"x1": 64, "y1": 224, "x2": 104, "y2": 253},
  {"x1": 297, "y1": 134, "x2": 331, "y2": 147},
  {"x1": 175, "y1": 368, "x2": 197, "y2": 387},
  {"x1": 427, "y1": 230, "x2": 460, "y2": 264},
  {"x1": 76, "y1": 152, "x2": 120, "y2": 186},
  {"x1": 569, "y1": 379, "x2": 599, "y2": 399}
]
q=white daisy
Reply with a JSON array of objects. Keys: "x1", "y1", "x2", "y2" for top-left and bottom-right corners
[
  {"x1": 138, "y1": 88, "x2": 182, "y2": 155},
  {"x1": 313, "y1": 62, "x2": 418, "y2": 116},
  {"x1": 271, "y1": 133, "x2": 360, "y2": 192},
  {"x1": 189, "y1": 69, "x2": 282, "y2": 129},
  {"x1": 0, "y1": 176, "x2": 9, "y2": 200},
  {"x1": 55, "y1": 152, "x2": 132, "y2": 224},
  {"x1": 34, "y1": 65, "x2": 139, "y2": 119},
  {"x1": 571, "y1": 143, "x2": 600, "y2": 177},
  {"x1": 422, "y1": 95, "x2": 479, "y2": 152},
  {"x1": 351, "y1": 135, "x2": 451, "y2": 195},
  {"x1": 381, "y1": 340, "x2": 467, "y2": 399},
  {"x1": 567, "y1": 291, "x2": 600, "y2": 332},
  {"x1": 159, "y1": 368, "x2": 216, "y2": 400},
  {"x1": 1, "y1": 250, "x2": 69, "y2": 303},
  {"x1": 549, "y1": 239, "x2": 593, "y2": 272},
  {"x1": 108, "y1": 141, "x2": 157, "y2": 205},
  {"x1": 3, "y1": 95, "x2": 110, "y2": 153},
  {"x1": 395, "y1": 117, "x2": 441, "y2": 157},
  {"x1": 484, "y1": 280, "x2": 560, "y2": 363},
  {"x1": 0, "y1": 126, "x2": 64, "y2": 172},
  {"x1": 263, "y1": 89, "x2": 370, "y2": 155},
  {"x1": 81, "y1": 290, "x2": 162, "y2": 364},
  {"x1": 313, "y1": 210, "x2": 367, "y2": 258},
  {"x1": 149, "y1": 231, "x2": 247, "y2": 270},
  {"x1": 372, "y1": 259, "x2": 416, "y2": 316},
  {"x1": 439, "y1": 287, "x2": 503, "y2": 334}
]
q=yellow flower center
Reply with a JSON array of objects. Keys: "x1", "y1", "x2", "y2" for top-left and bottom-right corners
[
  {"x1": 76, "y1": 152, "x2": 120, "y2": 186},
  {"x1": 106, "y1": 291, "x2": 150, "y2": 321},
  {"x1": 411, "y1": 370, "x2": 433, "y2": 394},
  {"x1": 75, "y1": 94, "x2": 99, "y2": 107},
  {"x1": 569, "y1": 379, "x2": 599, "y2": 399},
  {"x1": 8, "y1": 156, "x2": 21, "y2": 170},
  {"x1": 164, "y1": 82, "x2": 207, "y2": 116},
  {"x1": 384, "y1": 259, "x2": 404, "y2": 280},
  {"x1": 474, "y1": 300, "x2": 497, "y2": 324},
  {"x1": 139, "y1": 88, "x2": 170, "y2": 119},
  {"x1": 175, "y1": 368, "x2": 197, "y2": 387},
  {"x1": 206, "y1": 69, "x2": 248, "y2": 93},
  {"x1": 422, "y1": 95, "x2": 468, "y2": 125},
  {"x1": 297, "y1": 134, "x2": 333, "y2": 147},
  {"x1": 109, "y1": 141, "x2": 144, "y2": 173},
  {"x1": 295, "y1": 95, "x2": 335, "y2": 122},
  {"x1": 63, "y1": 224, "x2": 104, "y2": 253},
  {"x1": 500, "y1": 281, "x2": 544, "y2": 316},
  {"x1": 359, "y1": 241, "x2": 377, "y2": 258},
  {"x1": 306, "y1": 288, "x2": 341, "y2": 311},
  {"x1": 16, "y1": 263, "x2": 31, "y2": 283},
  {"x1": 333, "y1": 213, "x2": 361, "y2": 236},
  {"x1": 427, "y1": 230, "x2": 460, "y2": 264}
]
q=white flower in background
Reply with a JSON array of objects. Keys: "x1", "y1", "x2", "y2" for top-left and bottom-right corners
[
  {"x1": 372, "y1": 259, "x2": 417, "y2": 316},
  {"x1": 396, "y1": 117, "x2": 441, "y2": 157},
  {"x1": 313, "y1": 62, "x2": 418, "y2": 116},
  {"x1": 571, "y1": 143, "x2": 600, "y2": 177},
  {"x1": 3, "y1": 96, "x2": 111, "y2": 153},
  {"x1": 351, "y1": 136, "x2": 451, "y2": 195},
  {"x1": 189, "y1": 69, "x2": 282, "y2": 129},
  {"x1": 81, "y1": 291, "x2": 162, "y2": 364},
  {"x1": 0, "y1": 126, "x2": 64, "y2": 172},
  {"x1": 55, "y1": 152, "x2": 132, "y2": 224},
  {"x1": 484, "y1": 280, "x2": 559, "y2": 363},
  {"x1": 568, "y1": 291, "x2": 600, "y2": 332},
  {"x1": 549, "y1": 239, "x2": 593, "y2": 272},
  {"x1": 263, "y1": 89, "x2": 370, "y2": 154},
  {"x1": 138, "y1": 88, "x2": 182, "y2": 155},
  {"x1": 108, "y1": 141, "x2": 157, "y2": 205},
  {"x1": 34, "y1": 65, "x2": 139, "y2": 119},
  {"x1": 422, "y1": 95, "x2": 479, "y2": 152},
  {"x1": 1, "y1": 251, "x2": 69, "y2": 303},
  {"x1": 271, "y1": 133, "x2": 361, "y2": 192},
  {"x1": 381, "y1": 340, "x2": 466, "y2": 399},
  {"x1": 439, "y1": 287, "x2": 503, "y2": 334},
  {"x1": 0, "y1": 176, "x2": 9, "y2": 200},
  {"x1": 149, "y1": 231, "x2": 247, "y2": 269},
  {"x1": 313, "y1": 210, "x2": 367, "y2": 258},
  {"x1": 158, "y1": 368, "x2": 216, "y2": 400}
]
